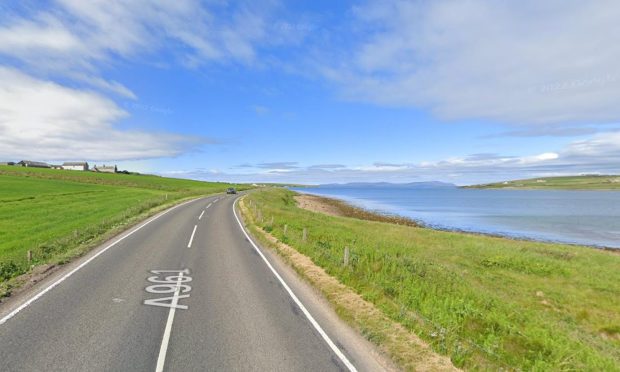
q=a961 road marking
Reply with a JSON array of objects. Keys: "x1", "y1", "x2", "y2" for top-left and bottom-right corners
[
  {"x1": 144, "y1": 269, "x2": 192, "y2": 310},
  {"x1": 149, "y1": 269, "x2": 192, "y2": 372}
]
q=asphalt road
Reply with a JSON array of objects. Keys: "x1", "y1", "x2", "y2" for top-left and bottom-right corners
[{"x1": 0, "y1": 194, "x2": 384, "y2": 371}]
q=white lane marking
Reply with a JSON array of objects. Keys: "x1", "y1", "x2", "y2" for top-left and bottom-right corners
[
  {"x1": 232, "y1": 198, "x2": 358, "y2": 372},
  {"x1": 187, "y1": 225, "x2": 198, "y2": 248},
  {"x1": 198, "y1": 210, "x2": 205, "y2": 220},
  {"x1": 155, "y1": 271, "x2": 185, "y2": 372},
  {"x1": 0, "y1": 198, "x2": 201, "y2": 326},
  {"x1": 206, "y1": 203, "x2": 212, "y2": 209}
]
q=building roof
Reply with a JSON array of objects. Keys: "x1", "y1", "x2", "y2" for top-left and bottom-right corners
[
  {"x1": 62, "y1": 161, "x2": 88, "y2": 166},
  {"x1": 18, "y1": 160, "x2": 50, "y2": 167}
]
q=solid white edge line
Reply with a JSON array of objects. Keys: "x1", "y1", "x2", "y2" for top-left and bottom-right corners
[
  {"x1": 198, "y1": 210, "x2": 205, "y2": 220},
  {"x1": 0, "y1": 197, "x2": 201, "y2": 326},
  {"x1": 232, "y1": 197, "x2": 357, "y2": 372},
  {"x1": 187, "y1": 225, "x2": 198, "y2": 248},
  {"x1": 155, "y1": 272, "x2": 184, "y2": 372}
]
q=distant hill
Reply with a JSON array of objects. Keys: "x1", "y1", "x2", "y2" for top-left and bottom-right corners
[
  {"x1": 317, "y1": 181, "x2": 456, "y2": 189},
  {"x1": 465, "y1": 175, "x2": 620, "y2": 190}
]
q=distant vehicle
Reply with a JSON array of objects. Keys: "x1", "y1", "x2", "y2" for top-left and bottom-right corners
[{"x1": 226, "y1": 187, "x2": 237, "y2": 194}]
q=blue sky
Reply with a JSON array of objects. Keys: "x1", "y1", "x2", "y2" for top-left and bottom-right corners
[{"x1": 1, "y1": 1, "x2": 620, "y2": 185}]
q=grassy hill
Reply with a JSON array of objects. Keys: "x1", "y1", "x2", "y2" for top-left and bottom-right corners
[
  {"x1": 243, "y1": 188, "x2": 620, "y2": 370},
  {"x1": 0, "y1": 165, "x2": 248, "y2": 290},
  {"x1": 466, "y1": 175, "x2": 620, "y2": 190}
]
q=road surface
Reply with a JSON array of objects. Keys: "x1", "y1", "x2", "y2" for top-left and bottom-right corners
[{"x1": 0, "y1": 194, "x2": 387, "y2": 371}]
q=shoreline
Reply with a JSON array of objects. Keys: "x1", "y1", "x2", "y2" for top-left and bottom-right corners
[
  {"x1": 293, "y1": 190, "x2": 620, "y2": 254},
  {"x1": 294, "y1": 193, "x2": 419, "y2": 227}
]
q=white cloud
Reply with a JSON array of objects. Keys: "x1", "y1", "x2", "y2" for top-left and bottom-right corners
[
  {"x1": 0, "y1": 1, "x2": 284, "y2": 69},
  {"x1": 355, "y1": 163, "x2": 409, "y2": 172},
  {"x1": 326, "y1": 0, "x2": 620, "y2": 126},
  {"x1": 564, "y1": 132, "x2": 620, "y2": 161},
  {"x1": 0, "y1": 1, "x2": 288, "y2": 97},
  {"x1": 70, "y1": 74, "x2": 137, "y2": 100},
  {"x1": 0, "y1": 1, "x2": 288, "y2": 161},
  {"x1": 251, "y1": 105, "x2": 270, "y2": 116},
  {"x1": 166, "y1": 133, "x2": 620, "y2": 185},
  {"x1": 0, "y1": 67, "x2": 201, "y2": 161},
  {"x1": 0, "y1": 15, "x2": 83, "y2": 57},
  {"x1": 521, "y1": 152, "x2": 559, "y2": 164}
]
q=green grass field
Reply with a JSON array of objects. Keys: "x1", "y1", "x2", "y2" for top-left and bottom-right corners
[
  {"x1": 0, "y1": 166, "x2": 247, "y2": 285},
  {"x1": 466, "y1": 175, "x2": 620, "y2": 190},
  {"x1": 245, "y1": 188, "x2": 620, "y2": 370}
]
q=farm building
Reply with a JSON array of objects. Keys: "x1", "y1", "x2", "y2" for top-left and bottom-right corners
[
  {"x1": 93, "y1": 165, "x2": 117, "y2": 173},
  {"x1": 17, "y1": 160, "x2": 50, "y2": 168},
  {"x1": 62, "y1": 161, "x2": 89, "y2": 171},
  {"x1": 0, "y1": 162, "x2": 15, "y2": 166}
]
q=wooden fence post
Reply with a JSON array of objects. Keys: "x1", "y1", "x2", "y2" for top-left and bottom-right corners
[
  {"x1": 302, "y1": 228, "x2": 307, "y2": 242},
  {"x1": 27, "y1": 250, "x2": 32, "y2": 263},
  {"x1": 283, "y1": 224, "x2": 288, "y2": 236},
  {"x1": 343, "y1": 246, "x2": 350, "y2": 267}
]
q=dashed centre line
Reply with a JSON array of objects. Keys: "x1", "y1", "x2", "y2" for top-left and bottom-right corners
[
  {"x1": 198, "y1": 210, "x2": 205, "y2": 220},
  {"x1": 187, "y1": 225, "x2": 197, "y2": 248}
]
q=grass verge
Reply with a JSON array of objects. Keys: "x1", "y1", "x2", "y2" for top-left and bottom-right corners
[
  {"x1": 0, "y1": 166, "x2": 248, "y2": 298},
  {"x1": 242, "y1": 188, "x2": 620, "y2": 371},
  {"x1": 239, "y1": 196, "x2": 457, "y2": 371}
]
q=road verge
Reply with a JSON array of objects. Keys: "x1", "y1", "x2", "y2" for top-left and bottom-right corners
[
  {"x1": 239, "y1": 188, "x2": 620, "y2": 370},
  {"x1": 238, "y1": 195, "x2": 458, "y2": 371}
]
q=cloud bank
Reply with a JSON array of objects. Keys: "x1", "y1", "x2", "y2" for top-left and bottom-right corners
[
  {"x1": 168, "y1": 132, "x2": 620, "y2": 185},
  {"x1": 0, "y1": 67, "x2": 201, "y2": 161},
  {"x1": 0, "y1": 0, "x2": 287, "y2": 161},
  {"x1": 326, "y1": 0, "x2": 620, "y2": 127}
]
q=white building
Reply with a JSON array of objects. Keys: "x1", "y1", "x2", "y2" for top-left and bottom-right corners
[{"x1": 62, "y1": 162, "x2": 89, "y2": 171}]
